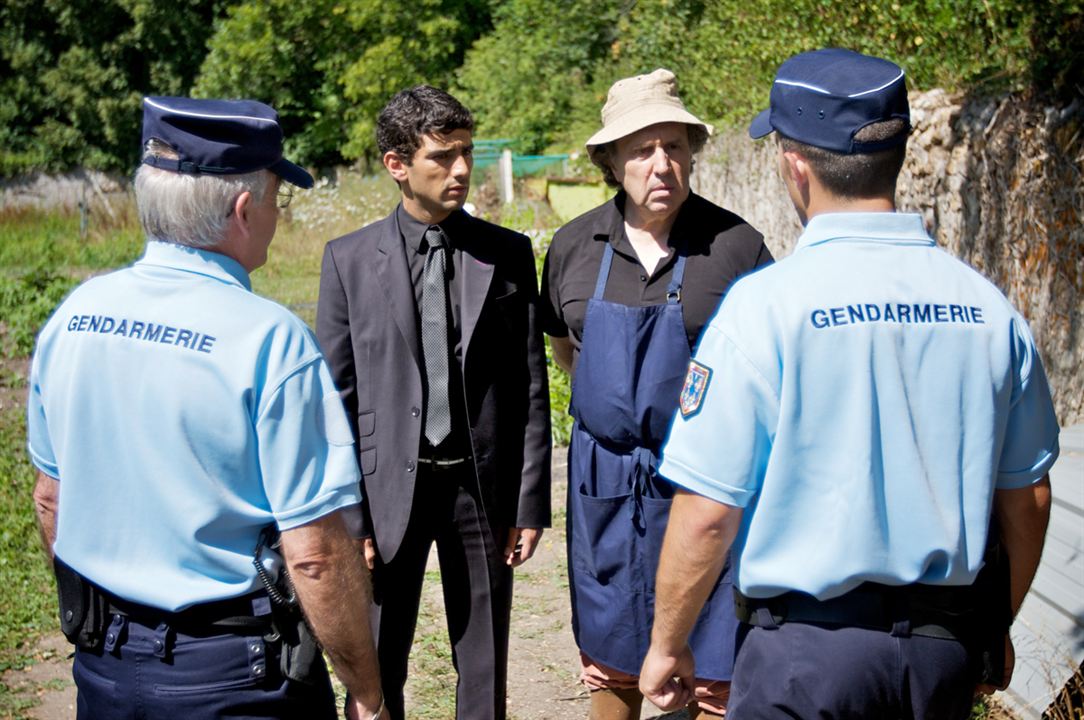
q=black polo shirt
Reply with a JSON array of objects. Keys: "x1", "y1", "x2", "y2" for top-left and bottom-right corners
[{"x1": 539, "y1": 191, "x2": 771, "y2": 369}]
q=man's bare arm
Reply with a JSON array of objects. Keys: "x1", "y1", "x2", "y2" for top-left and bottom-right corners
[
  {"x1": 549, "y1": 335, "x2": 574, "y2": 375},
  {"x1": 280, "y1": 511, "x2": 388, "y2": 720},
  {"x1": 33, "y1": 471, "x2": 59, "y2": 564},
  {"x1": 974, "y1": 474, "x2": 1053, "y2": 695},
  {"x1": 640, "y1": 490, "x2": 743, "y2": 711},
  {"x1": 995, "y1": 474, "x2": 1052, "y2": 617}
]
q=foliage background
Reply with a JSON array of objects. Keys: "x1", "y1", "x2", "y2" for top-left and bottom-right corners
[{"x1": 2, "y1": 0, "x2": 1081, "y2": 175}]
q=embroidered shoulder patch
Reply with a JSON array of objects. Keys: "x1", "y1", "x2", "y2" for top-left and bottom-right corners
[{"x1": 679, "y1": 360, "x2": 712, "y2": 418}]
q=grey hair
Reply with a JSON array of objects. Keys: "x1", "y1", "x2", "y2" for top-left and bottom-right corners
[
  {"x1": 134, "y1": 139, "x2": 271, "y2": 248},
  {"x1": 588, "y1": 124, "x2": 709, "y2": 188}
]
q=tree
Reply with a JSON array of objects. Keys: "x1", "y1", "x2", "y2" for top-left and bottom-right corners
[
  {"x1": 195, "y1": 0, "x2": 492, "y2": 166},
  {"x1": 0, "y1": 0, "x2": 227, "y2": 175},
  {"x1": 455, "y1": 0, "x2": 625, "y2": 154}
]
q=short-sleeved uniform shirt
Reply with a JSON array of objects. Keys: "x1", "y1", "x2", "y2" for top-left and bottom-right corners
[
  {"x1": 659, "y1": 212, "x2": 1060, "y2": 600},
  {"x1": 540, "y1": 192, "x2": 771, "y2": 368},
  {"x1": 27, "y1": 241, "x2": 362, "y2": 611}
]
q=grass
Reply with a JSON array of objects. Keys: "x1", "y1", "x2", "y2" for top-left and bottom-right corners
[
  {"x1": 0, "y1": 400, "x2": 56, "y2": 676},
  {"x1": 0, "y1": 204, "x2": 143, "y2": 274},
  {"x1": 404, "y1": 569, "x2": 458, "y2": 719}
]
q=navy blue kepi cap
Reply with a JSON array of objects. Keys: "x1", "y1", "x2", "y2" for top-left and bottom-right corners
[
  {"x1": 141, "y1": 96, "x2": 314, "y2": 188},
  {"x1": 749, "y1": 48, "x2": 910, "y2": 154}
]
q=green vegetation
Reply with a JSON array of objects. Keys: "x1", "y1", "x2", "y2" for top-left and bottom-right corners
[
  {"x1": 0, "y1": 401, "x2": 56, "y2": 679},
  {"x1": 460, "y1": 0, "x2": 1084, "y2": 153},
  {"x1": 195, "y1": 0, "x2": 491, "y2": 165},
  {"x1": 0, "y1": 204, "x2": 144, "y2": 358},
  {"x1": 3, "y1": 0, "x2": 1080, "y2": 173},
  {"x1": 0, "y1": 0, "x2": 226, "y2": 175},
  {"x1": 0, "y1": 270, "x2": 78, "y2": 358}
]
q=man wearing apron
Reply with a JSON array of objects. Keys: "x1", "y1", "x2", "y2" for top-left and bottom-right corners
[{"x1": 540, "y1": 69, "x2": 772, "y2": 719}]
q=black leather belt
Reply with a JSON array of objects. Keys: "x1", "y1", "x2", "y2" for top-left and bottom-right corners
[
  {"x1": 733, "y1": 582, "x2": 980, "y2": 640},
  {"x1": 417, "y1": 456, "x2": 471, "y2": 467}
]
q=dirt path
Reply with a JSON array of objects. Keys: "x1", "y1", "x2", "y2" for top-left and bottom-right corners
[{"x1": 3, "y1": 456, "x2": 689, "y2": 720}]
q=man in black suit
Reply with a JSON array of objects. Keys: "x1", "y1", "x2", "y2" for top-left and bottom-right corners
[{"x1": 316, "y1": 86, "x2": 552, "y2": 720}]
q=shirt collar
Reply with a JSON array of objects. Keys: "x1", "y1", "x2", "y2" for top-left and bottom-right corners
[
  {"x1": 397, "y1": 203, "x2": 466, "y2": 254},
  {"x1": 796, "y1": 212, "x2": 934, "y2": 251},
  {"x1": 136, "y1": 240, "x2": 252, "y2": 291},
  {"x1": 598, "y1": 190, "x2": 693, "y2": 259}
]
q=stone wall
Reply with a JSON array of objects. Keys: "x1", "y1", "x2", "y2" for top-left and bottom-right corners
[{"x1": 692, "y1": 89, "x2": 1084, "y2": 425}]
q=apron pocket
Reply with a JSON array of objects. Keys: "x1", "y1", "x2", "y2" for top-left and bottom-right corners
[{"x1": 570, "y1": 491, "x2": 637, "y2": 589}]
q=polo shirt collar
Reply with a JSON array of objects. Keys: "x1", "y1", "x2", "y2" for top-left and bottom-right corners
[
  {"x1": 137, "y1": 239, "x2": 252, "y2": 291},
  {"x1": 796, "y1": 212, "x2": 933, "y2": 251},
  {"x1": 598, "y1": 190, "x2": 692, "y2": 257}
]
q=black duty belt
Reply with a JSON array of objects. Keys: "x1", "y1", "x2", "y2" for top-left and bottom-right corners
[
  {"x1": 108, "y1": 591, "x2": 273, "y2": 636},
  {"x1": 733, "y1": 582, "x2": 981, "y2": 640}
]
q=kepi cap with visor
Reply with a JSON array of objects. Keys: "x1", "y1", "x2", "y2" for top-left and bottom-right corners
[
  {"x1": 586, "y1": 68, "x2": 712, "y2": 149},
  {"x1": 141, "y1": 96, "x2": 314, "y2": 188},
  {"x1": 748, "y1": 48, "x2": 910, "y2": 154}
]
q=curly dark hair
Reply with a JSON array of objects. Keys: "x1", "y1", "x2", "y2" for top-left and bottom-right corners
[
  {"x1": 588, "y1": 124, "x2": 709, "y2": 188},
  {"x1": 376, "y1": 86, "x2": 474, "y2": 165}
]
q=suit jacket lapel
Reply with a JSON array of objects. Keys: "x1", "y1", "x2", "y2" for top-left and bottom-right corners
[
  {"x1": 460, "y1": 228, "x2": 494, "y2": 367},
  {"x1": 375, "y1": 213, "x2": 420, "y2": 366}
]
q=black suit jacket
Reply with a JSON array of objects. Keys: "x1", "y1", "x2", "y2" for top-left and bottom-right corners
[{"x1": 317, "y1": 208, "x2": 552, "y2": 561}]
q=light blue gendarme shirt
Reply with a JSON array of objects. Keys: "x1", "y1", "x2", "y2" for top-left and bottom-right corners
[
  {"x1": 27, "y1": 241, "x2": 361, "y2": 611},
  {"x1": 659, "y1": 212, "x2": 1060, "y2": 600}
]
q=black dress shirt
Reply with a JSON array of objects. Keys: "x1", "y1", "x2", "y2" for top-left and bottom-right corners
[{"x1": 396, "y1": 204, "x2": 472, "y2": 459}]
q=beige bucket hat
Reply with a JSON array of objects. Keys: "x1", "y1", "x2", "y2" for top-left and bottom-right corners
[{"x1": 585, "y1": 68, "x2": 713, "y2": 148}]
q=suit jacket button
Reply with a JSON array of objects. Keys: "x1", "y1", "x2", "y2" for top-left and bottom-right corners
[
  {"x1": 410, "y1": 406, "x2": 420, "y2": 418},
  {"x1": 406, "y1": 460, "x2": 416, "y2": 472}
]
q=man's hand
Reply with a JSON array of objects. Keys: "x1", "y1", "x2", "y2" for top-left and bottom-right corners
[
  {"x1": 639, "y1": 642, "x2": 695, "y2": 711},
  {"x1": 640, "y1": 491, "x2": 741, "y2": 712},
  {"x1": 504, "y1": 527, "x2": 543, "y2": 567}
]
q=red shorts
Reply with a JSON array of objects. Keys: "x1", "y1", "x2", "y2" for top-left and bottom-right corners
[{"x1": 579, "y1": 652, "x2": 729, "y2": 715}]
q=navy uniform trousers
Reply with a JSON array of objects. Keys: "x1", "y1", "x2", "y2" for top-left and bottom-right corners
[
  {"x1": 728, "y1": 621, "x2": 978, "y2": 720},
  {"x1": 72, "y1": 613, "x2": 335, "y2": 720}
]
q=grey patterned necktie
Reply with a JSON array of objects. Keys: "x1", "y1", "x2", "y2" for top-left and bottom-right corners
[{"x1": 421, "y1": 226, "x2": 452, "y2": 446}]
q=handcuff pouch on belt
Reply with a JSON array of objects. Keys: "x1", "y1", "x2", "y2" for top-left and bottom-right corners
[
  {"x1": 54, "y1": 556, "x2": 109, "y2": 651},
  {"x1": 253, "y1": 525, "x2": 322, "y2": 685}
]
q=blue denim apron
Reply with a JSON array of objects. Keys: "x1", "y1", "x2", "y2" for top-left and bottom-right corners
[{"x1": 567, "y1": 242, "x2": 735, "y2": 679}]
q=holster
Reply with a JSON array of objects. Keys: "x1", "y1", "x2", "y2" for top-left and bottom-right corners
[
  {"x1": 54, "y1": 557, "x2": 108, "y2": 651},
  {"x1": 254, "y1": 525, "x2": 322, "y2": 685},
  {"x1": 270, "y1": 603, "x2": 322, "y2": 685}
]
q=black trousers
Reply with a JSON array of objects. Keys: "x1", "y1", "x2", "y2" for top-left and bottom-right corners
[{"x1": 370, "y1": 463, "x2": 513, "y2": 720}]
